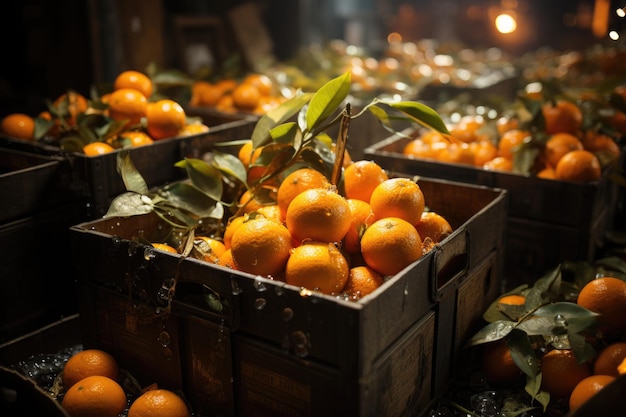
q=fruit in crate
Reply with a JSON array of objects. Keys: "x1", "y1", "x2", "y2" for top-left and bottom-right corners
[{"x1": 105, "y1": 71, "x2": 454, "y2": 300}]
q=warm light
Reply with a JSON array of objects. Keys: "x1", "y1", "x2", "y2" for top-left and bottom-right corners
[
  {"x1": 495, "y1": 13, "x2": 517, "y2": 34},
  {"x1": 609, "y1": 30, "x2": 620, "y2": 40},
  {"x1": 617, "y1": 8, "x2": 626, "y2": 18}
]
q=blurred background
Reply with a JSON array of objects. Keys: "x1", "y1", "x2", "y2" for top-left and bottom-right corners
[{"x1": 1, "y1": 0, "x2": 624, "y2": 117}]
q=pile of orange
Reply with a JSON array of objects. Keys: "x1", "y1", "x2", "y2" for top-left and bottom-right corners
[
  {"x1": 189, "y1": 73, "x2": 289, "y2": 115},
  {"x1": 205, "y1": 154, "x2": 453, "y2": 301},
  {"x1": 401, "y1": 96, "x2": 622, "y2": 183},
  {"x1": 60, "y1": 348, "x2": 190, "y2": 417},
  {"x1": 0, "y1": 69, "x2": 210, "y2": 157}
]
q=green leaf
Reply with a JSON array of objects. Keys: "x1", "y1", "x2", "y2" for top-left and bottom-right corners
[
  {"x1": 251, "y1": 92, "x2": 313, "y2": 147},
  {"x1": 508, "y1": 329, "x2": 538, "y2": 377},
  {"x1": 532, "y1": 302, "x2": 599, "y2": 334},
  {"x1": 386, "y1": 100, "x2": 450, "y2": 134},
  {"x1": 305, "y1": 71, "x2": 351, "y2": 131},
  {"x1": 177, "y1": 158, "x2": 223, "y2": 201},
  {"x1": 212, "y1": 151, "x2": 247, "y2": 185},
  {"x1": 525, "y1": 373, "x2": 550, "y2": 412},
  {"x1": 465, "y1": 320, "x2": 515, "y2": 347},
  {"x1": 367, "y1": 104, "x2": 395, "y2": 131},
  {"x1": 568, "y1": 332, "x2": 597, "y2": 364},
  {"x1": 269, "y1": 122, "x2": 299, "y2": 144},
  {"x1": 159, "y1": 182, "x2": 223, "y2": 219},
  {"x1": 104, "y1": 192, "x2": 154, "y2": 218},
  {"x1": 117, "y1": 151, "x2": 149, "y2": 195},
  {"x1": 33, "y1": 116, "x2": 54, "y2": 140}
]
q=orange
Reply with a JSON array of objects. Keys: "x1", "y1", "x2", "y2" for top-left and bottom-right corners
[
  {"x1": 242, "y1": 73, "x2": 273, "y2": 96},
  {"x1": 232, "y1": 83, "x2": 261, "y2": 111},
  {"x1": 402, "y1": 139, "x2": 438, "y2": 160},
  {"x1": 498, "y1": 129, "x2": 530, "y2": 159},
  {"x1": 62, "y1": 348, "x2": 120, "y2": 389},
  {"x1": 495, "y1": 116, "x2": 519, "y2": 136},
  {"x1": 360, "y1": 217, "x2": 423, "y2": 276},
  {"x1": 483, "y1": 156, "x2": 513, "y2": 172},
  {"x1": 179, "y1": 122, "x2": 210, "y2": 136},
  {"x1": 419, "y1": 130, "x2": 448, "y2": 145},
  {"x1": 285, "y1": 188, "x2": 351, "y2": 244},
  {"x1": 256, "y1": 204, "x2": 284, "y2": 224},
  {"x1": 343, "y1": 199, "x2": 375, "y2": 255},
  {"x1": 223, "y1": 216, "x2": 246, "y2": 249},
  {"x1": 53, "y1": 91, "x2": 89, "y2": 127},
  {"x1": 61, "y1": 375, "x2": 127, "y2": 417},
  {"x1": 215, "y1": 78, "x2": 237, "y2": 94},
  {"x1": 540, "y1": 348, "x2": 592, "y2": 399},
  {"x1": 470, "y1": 140, "x2": 498, "y2": 167},
  {"x1": 414, "y1": 211, "x2": 452, "y2": 243},
  {"x1": 114, "y1": 70, "x2": 153, "y2": 98},
  {"x1": 216, "y1": 248, "x2": 238, "y2": 270},
  {"x1": 194, "y1": 236, "x2": 226, "y2": 263},
  {"x1": 230, "y1": 216, "x2": 292, "y2": 277},
  {"x1": 118, "y1": 130, "x2": 154, "y2": 147},
  {"x1": 569, "y1": 375, "x2": 615, "y2": 412},
  {"x1": 215, "y1": 94, "x2": 236, "y2": 113},
  {"x1": 543, "y1": 132, "x2": 584, "y2": 168},
  {"x1": 127, "y1": 388, "x2": 189, "y2": 417},
  {"x1": 369, "y1": 177, "x2": 425, "y2": 225},
  {"x1": 619, "y1": 357, "x2": 626, "y2": 375},
  {"x1": 436, "y1": 142, "x2": 475, "y2": 165},
  {"x1": 146, "y1": 99, "x2": 186, "y2": 140},
  {"x1": 107, "y1": 88, "x2": 148, "y2": 128},
  {"x1": 542, "y1": 100, "x2": 583, "y2": 135},
  {"x1": 555, "y1": 150, "x2": 602, "y2": 182},
  {"x1": 151, "y1": 242, "x2": 178, "y2": 254},
  {"x1": 343, "y1": 265, "x2": 385, "y2": 300},
  {"x1": 449, "y1": 115, "x2": 485, "y2": 143},
  {"x1": 277, "y1": 168, "x2": 330, "y2": 217},
  {"x1": 285, "y1": 241, "x2": 349, "y2": 295},
  {"x1": 1, "y1": 113, "x2": 35, "y2": 140},
  {"x1": 238, "y1": 189, "x2": 265, "y2": 214},
  {"x1": 342, "y1": 160, "x2": 388, "y2": 202},
  {"x1": 577, "y1": 277, "x2": 626, "y2": 334},
  {"x1": 189, "y1": 81, "x2": 224, "y2": 107},
  {"x1": 593, "y1": 342, "x2": 626, "y2": 377},
  {"x1": 481, "y1": 339, "x2": 523, "y2": 383},
  {"x1": 83, "y1": 141, "x2": 116, "y2": 156},
  {"x1": 498, "y1": 294, "x2": 526, "y2": 306},
  {"x1": 582, "y1": 131, "x2": 621, "y2": 163},
  {"x1": 537, "y1": 166, "x2": 556, "y2": 179},
  {"x1": 237, "y1": 140, "x2": 255, "y2": 168}
]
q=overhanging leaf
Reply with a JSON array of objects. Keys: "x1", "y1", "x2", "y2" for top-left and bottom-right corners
[
  {"x1": 117, "y1": 151, "x2": 149, "y2": 195},
  {"x1": 386, "y1": 100, "x2": 450, "y2": 134},
  {"x1": 159, "y1": 182, "x2": 223, "y2": 219},
  {"x1": 465, "y1": 320, "x2": 515, "y2": 347},
  {"x1": 177, "y1": 158, "x2": 223, "y2": 201},
  {"x1": 104, "y1": 192, "x2": 153, "y2": 218},
  {"x1": 305, "y1": 71, "x2": 351, "y2": 131},
  {"x1": 532, "y1": 302, "x2": 599, "y2": 334},
  {"x1": 269, "y1": 122, "x2": 299, "y2": 144},
  {"x1": 508, "y1": 328, "x2": 538, "y2": 377},
  {"x1": 212, "y1": 151, "x2": 247, "y2": 185},
  {"x1": 251, "y1": 92, "x2": 313, "y2": 147}
]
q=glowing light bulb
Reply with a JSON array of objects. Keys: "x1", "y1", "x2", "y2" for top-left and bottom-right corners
[{"x1": 495, "y1": 13, "x2": 517, "y2": 34}]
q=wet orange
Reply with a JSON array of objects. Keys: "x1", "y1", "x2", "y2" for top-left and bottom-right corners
[
  {"x1": 118, "y1": 130, "x2": 154, "y2": 147},
  {"x1": 151, "y1": 242, "x2": 178, "y2": 254},
  {"x1": 230, "y1": 216, "x2": 292, "y2": 276},
  {"x1": 577, "y1": 277, "x2": 626, "y2": 334},
  {"x1": 194, "y1": 236, "x2": 226, "y2": 263},
  {"x1": 62, "y1": 349, "x2": 120, "y2": 389},
  {"x1": 127, "y1": 388, "x2": 189, "y2": 417},
  {"x1": 414, "y1": 211, "x2": 452, "y2": 243},
  {"x1": 593, "y1": 342, "x2": 626, "y2": 378},
  {"x1": 232, "y1": 83, "x2": 261, "y2": 111},
  {"x1": 343, "y1": 265, "x2": 385, "y2": 301},
  {"x1": 285, "y1": 188, "x2": 351, "y2": 244},
  {"x1": 285, "y1": 241, "x2": 349, "y2": 295},
  {"x1": 179, "y1": 122, "x2": 210, "y2": 136},
  {"x1": 543, "y1": 133, "x2": 584, "y2": 168},
  {"x1": 437, "y1": 142, "x2": 475, "y2": 165},
  {"x1": 498, "y1": 129, "x2": 530, "y2": 159},
  {"x1": 537, "y1": 166, "x2": 556, "y2": 179},
  {"x1": 360, "y1": 217, "x2": 422, "y2": 276},
  {"x1": 107, "y1": 88, "x2": 148, "y2": 128},
  {"x1": 342, "y1": 160, "x2": 389, "y2": 202},
  {"x1": 146, "y1": 99, "x2": 186, "y2": 140},
  {"x1": 369, "y1": 177, "x2": 425, "y2": 225},
  {"x1": 1, "y1": 113, "x2": 35, "y2": 140},
  {"x1": 555, "y1": 150, "x2": 601, "y2": 182},
  {"x1": 238, "y1": 189, "x2": 265, "y2": 214},
  {"x1": 190, "y1": 80, "x2": 223, "y2": 107},
  {"x1": 114, "y1": 70, "x2": 153, "y2": 98},
  {"x1": 540, "y1": 348, "x2": 592, "y2": 399},
  {"x1": 216, "y1": 248, "x2": 238, "y2": 270},
  {"x1": 481, "y1": 339, "x2": 523, "y2": 383},
  {"x1": 483, "y1": 156, "x2": 513, "y2": 172},
  {"x1": 470, "y1": 140, "x2": 498, "y2": 167},
  {"x1": 223, "y1": 216, "x2": 246, "y2": 249},
  {"x1": 61, "y1": 375, "x2": 127, "y2": 417},
  {"x1": 83, "y1": 142, "x2": 116, "y2": 156},
  {"x1": 256, "y1": 204, "x2": 284, "y2": 224},
  {"x1": 277, "y1": 168, "x2": 330, "y2": 218},
  {"x1": 343, "y1": 199, "x2": 375, "y2": 255},
  {"x1": 449, "y1": 115, "x2": 485, "y2": 143},
  {"x1": 542, "y1": 100, "x2": 583, "y2": 135},
  {"x1": 569, "y1": 375, "x2": 615, "y2": 412},
  {"x1": 242, "y1": 73, "x2": 273, "y2": 96}
]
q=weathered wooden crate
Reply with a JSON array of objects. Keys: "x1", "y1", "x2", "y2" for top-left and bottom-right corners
[{"x1": 365, "y1": 132, "x2": 620, "y2": 289}]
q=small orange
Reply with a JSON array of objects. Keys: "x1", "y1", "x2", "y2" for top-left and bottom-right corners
[
  {"x1": 498, "y1": 129, "x2": 530, "y2": 159},
  {"x1": 414, "y1": 211, "x2": 452, "y2": 243},
  {"x1": 569, "y1": 375, "x2": 615, "y2": 412},
  {"x1": 343, "y1": 265, "x2": 385, "y2": 300},
  {"x1": 232, "y1": 83, "x2": 261, "y2": 111},
  {"x1": 118, "y1": 130, "x2": 154, "y2": 147},
  {"x1": 146, "y1": 99, "x2": 186, "y2": 140},
  {"x1": 215, "y1": 94, "x2": 236, "y2": 113},
  {"x1": 107, "y1": 88, "x2": 148, "y2": 128},
  {"x1": 285, "y1": 241, "x2": 349, "y2": 295},
  {"x1": 593, "y1": 342, "x2": 626, "y2": 377},
  {"x1": 237, "y1": 140, "x2": 255, "y2": 168},
  {"x1": 151, "y1": 242, "x2": 178, "y2": 254},
  {"x1": 238, "y1": 189, "x2": 265, "y2": 214},
  {"x1": 360, "y1": 217, "x2": 423, "y2": 276},
  {"x1": 543, "y1": 132, "x2": 584, "y2": 168},
  {"x1": 436, "y1": 142, "x2": 475, "y2": 165},
  {"x1": 285, "y1": 188, "x2": 351, "y2": 244},
  {"x1": 369, "y1": 177, "x2": 425, "y2": 225},
  {"x1": 342, "y1": 160, "x2": 389, "y2": 202},
  {"x1": 61, "y1": 375, "x2": 127, "y2": 417},
  {"x1": 114, "y1": 70, "x2": 153, "y2": 98},
  {"x1": 277, "y1": 168, "x2": 330, "y2": 217},
  {"x1": 127, "y1": 388, "x2": 189, "y2": 417},
  {"x1": 403, "y1": 139, "x2": 437, "y2": 160},
  {"x1": 619, "y1": 357, "x2": 626, "y2": 375},
  {"x1": 483, "y1": 156, "x2": 513, "y2": 172},
  {"x1": 537, "y1": 166, "x2": 556, "y2": 179},
  {"x1": 555, "y1": 150, "x2": 602, "y2": 182},
  {"x1": 53, "y1": 91, "x2": 89, "y2": 127},
  {"x1": 83, "y1": 141, "x2": 116, "y2": 156},
  {"x1": 581, "y1": 131, "x2": 621, "y2": 163},
  {"x1": 256, "y1": 204, "x2": 284, "y2": 224},
  {"x1": 242, "y1": 73, "x2": 274, "y2": 96},
  {"x1": 230, "y1": 216, "x2": 292, "y2": 277},
  {"x1": 449, "y1": 115, "x2": 485, "y2": 143},
  {"x1": 194, "y1": 236, "x2": 226, "y2": 263},
  {"x1": 1, "y1": 113, "x2": 35, "y2": 140},
  {"x1": 495, "y1": 116, "x2": 519, "y2": 135},
  {"x1": 223, "y1": 216, "x2": 246, "y2": 249},
  {"x1": 470, "y1": 140, "x2": 498, "y2": 167},
  {"x1": 540, "y1": 348, "x2": 592, "y2": 399},
  {"x1": 497, "y1": 294, "x2": 526, "y2": 306},
  {"x1": 179, "y1": 122, "x2": 210, "y2": 136},
  {"x1": 190, "y1": 80, "x2": 224, "y2": 107},
  {"x1": 577, "y1": 277, "x2": 626, "y2": 334},
  {"x1": 343, "y1": 199, "x2": 375, "y2": 255},
  {"x1": 62, "y1": 348, "x2": 120, "y2": 389},
  {"x1": 481, "y1": 339, "x2": 523, "y2": 383},
  {"x1": 216, "y1": 248, "x2": 238, "y2": 270},
  {"x1": 542, "y1": 100, "x2": 583, "y2": 135}
]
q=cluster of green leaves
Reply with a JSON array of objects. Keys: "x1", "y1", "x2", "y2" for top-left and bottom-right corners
[
  {"x1": 467, "y1": 256, "x2": 626, "y2": 411},
  {"x1": 105, "y1": 71, "x2": 450, "y2": 249}
]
